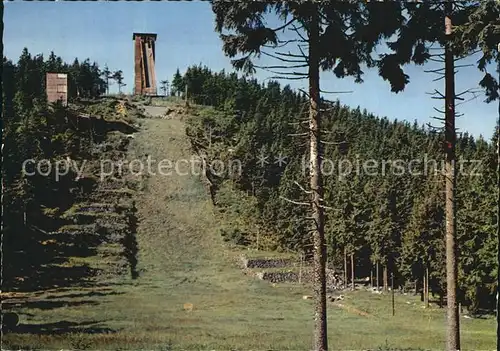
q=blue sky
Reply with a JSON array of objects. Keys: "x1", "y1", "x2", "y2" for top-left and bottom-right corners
[{"x1": 4, "y1": 1, "x2": 498, "y2": 140}]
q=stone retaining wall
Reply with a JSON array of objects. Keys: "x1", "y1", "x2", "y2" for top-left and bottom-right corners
[
  {"x1": 256, "y1": 271, "x2": 299, "y2": 283},
  {"x1": 253, "y1": 267, "x2": 344, "y2": 289},
  {"x1": 240, "y1": 255, "x2": 295, "y2": 269}
]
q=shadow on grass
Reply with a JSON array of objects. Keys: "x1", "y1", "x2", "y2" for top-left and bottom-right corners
[
  {"x1": 44, "y1": 290, "x2": 124, "y2": 300},
  {"x1": 468, "y1": 308, "x2": 495, "y2": 319},
  {"x1": 2, "y1": 290, "x2": 124, "y2": 312},
  {"x1": 2, "y1": 222, "x2": 109, "y2": 293},
  {"x1": 13, "y1": 320, "x2": 115, "y2": 335},
  {"x1": 4, "y1": 261, "x2": 101, "y2": 292},
  {"x1": 3, "y1": 299, "x2": 100, "y2": 310}
]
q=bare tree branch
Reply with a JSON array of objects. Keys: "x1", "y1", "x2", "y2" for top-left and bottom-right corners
[
  {"x1": 455, "y1": 88, "x2": 480, "y2": 98},
  {"x1": 455, "y1": 63, "x2": 473, "y2": 69},
  {"x1": 261, "y1": 51, "x2": 307, "y2": 63},
  {"x1": 264, "y1": 68, "x2": 308, "y2": 76},
  {"x1": 294, "y1": 181, "x2": 312, "y2": 194},
  {"x1": 297, "y1": 44, "x2": 308, "y2": 61},
  {"x1": 263, "y1": 39, "x2": 307, "y2": 49},
  {"x1": 278, "y1": 38, "x2": 305, "y2": 45},
  {"x1": 290, "y1": 24, "x2": 307, "y2": 42},
  {"x1": 275, "y1": 51, "x2": 308, "y2": 59},
  {"x1": 268, "y1": 75, "x2": 307, "y2": 80},
  {"x1": 288, "y1": 120, "x2": 309, "y2": 126},
  {"x1": 429, "y1": 89, "x2": 445, "y2": 99},
  {"x1": 431, "y1": 116, "x2": 446, "y2": 121},
  {"x1": 319, "y1": 107, "x2": 340, "y2": 112},
  {"x1": 280, "y1": 196, "x2": 309, "y2": 206},
  {"x1": 298, "y1": 88, "x2": 310, "y2": 98},
  {"x1": 272, "y1": 18, "x2": 297, "y2": 32},
  {"x1": 320, "y1": 90, "x2": 353, "y2": 94},
  {"x1": 429, "y1": 53, "x2": 445, "y2": 58},
  {"x1": 424, "y1": 67, "x2": 445, "y2": 74},
  {"x1": 426, "y1": 122, "x2": 442, "y2": 131},
  {"x1": 320, "y1": 140, "x2": 348, "y2": 145},
  {"x1": 456, "y1": 93, "x2": 480, "y2": 107},
  {"x1": 255, "y1": 64, "x2": 309, "y2": 70},
  {"x1": 428, "y1": 57, "x2": 445, "y2": 63}
]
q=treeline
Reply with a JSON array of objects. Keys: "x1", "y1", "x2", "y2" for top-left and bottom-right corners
[
  {"x1": 2, "y1": 49, "x2": 109, "y2": 289},
  {"x1": 3, "y1": 48, "x2": 106, "y2": 115},
  {"x1": 181, "y1": 64, "x2": 498, "y2": 313}
]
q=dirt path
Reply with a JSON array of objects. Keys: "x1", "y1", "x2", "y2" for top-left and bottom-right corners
[
  {"x1": 141, "y1": 105, "x2": 168, "y2": 118},
  {"x1": 128, "y1": 116, "x2": 221, "y2": 281}
]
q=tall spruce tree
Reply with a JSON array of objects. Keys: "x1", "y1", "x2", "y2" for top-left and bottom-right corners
[
  {"x1": 453, "y1": 2, "x2": 499, "y2": 344},
  {"x1": 381, "y1": 2, "x2": 489, "y2": 348},
  {"x1": 210, "y1": 2, "x2": 412, "y2": 349}
]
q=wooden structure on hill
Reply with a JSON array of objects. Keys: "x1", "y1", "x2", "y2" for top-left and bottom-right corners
[
  {"x1": 133, "y1": 33, "x2": 157, "y2": 96},
  {"x1": 46, "y1": 73, "x2": 68, "y2": 106}
]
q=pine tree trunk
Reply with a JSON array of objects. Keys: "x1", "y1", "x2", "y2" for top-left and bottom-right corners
[
  {"x1": 376, "y1": 262, "x2": 380, "y2": 291},
  {"x1": 496, "y1": 43, "x2": 500, "y2": 351},
  {"x1": 299, "y1": 252, "x2": 303, "y2": 284},
  {"x1": 421, "y1": 275, "x2": 424, "y2": 302},
  {"x1": 383, "y1": 265, "x2": 388, "y2": 292},
  {"x1": 308, "y1": 8, "x2": 327, "y2": 351},
  {"x1": 422, "y1": 272, "x2": 427, "y2": 306},
  {"x1": 351, "y1": 252, "x2": 355, "y2": 291},
  {"x1": 426, "y1": 266, "x2": 430, "y2": 309},
  {"x1": 256, "y1": 228, "x2": 259, "y2": 251},
  {"x1": 391, "y1": 273, "x2": 395, "y2": 316},
  {"x1": 370, "y1": 269, "x2": 373, "y2": 288},
  {"x1": 444, "y1": 3, "x2": 460, "y2": 349},
  {"x1": 424, "y1": 266, "x2": 429, "y2": 308},
  {"x1": 344, "y1": 247, "x2": 348, "y2": 290}
]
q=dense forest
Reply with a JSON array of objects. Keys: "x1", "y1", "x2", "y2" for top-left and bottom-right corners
[
  {"x1": 1, "y1": 48, "x2": 497, "y2": 316},
  {"x1": 2, "y1": 49, "x2": 137, "y2": 291},
  {"x1": 177, "y1": 64, "x2": 499, "y2": 314},
  {"x1": 3, "y1": 49, "x2": 102, "y2": 247}
]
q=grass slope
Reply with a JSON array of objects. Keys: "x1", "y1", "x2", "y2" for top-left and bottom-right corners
[{"x1": 2, "y1": 105, "x2": 495, "y2": 350}]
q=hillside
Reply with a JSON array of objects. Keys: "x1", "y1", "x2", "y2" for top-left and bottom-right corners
[{"x1": 2, "y1": 99, "x2": 495, "y2": 350}]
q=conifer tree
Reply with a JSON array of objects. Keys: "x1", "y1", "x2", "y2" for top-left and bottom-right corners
[
  {"x1": 113, "y1": 70, "x2": 126, "y2": 94},
  {"x1": 172, "y1": 68, "x2": 185, "y2": 97},
  {"x1": 102, "y1": 64, "x2": 113, "y2": 95},
  {"x1": 210, "y1": 2, "x2": 410, "y2": 348}
]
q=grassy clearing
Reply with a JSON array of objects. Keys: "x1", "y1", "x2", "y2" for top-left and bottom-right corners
[{"x1": 2, "y1": 107, "x2": 495, "y2": 350}]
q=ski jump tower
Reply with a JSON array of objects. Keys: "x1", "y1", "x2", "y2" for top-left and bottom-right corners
[{"x1": 133, "y1": 33, "x2": 157, "y2": 95}]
